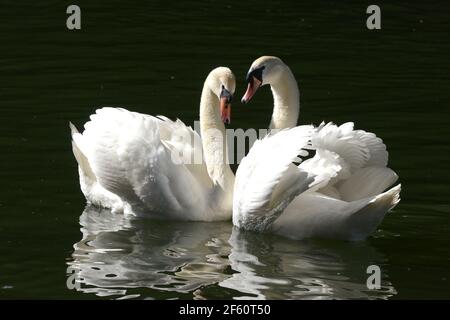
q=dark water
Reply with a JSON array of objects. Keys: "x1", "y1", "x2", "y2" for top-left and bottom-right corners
[{"x1": 1, "y1": 0, "x2": 449, "y2": 299}]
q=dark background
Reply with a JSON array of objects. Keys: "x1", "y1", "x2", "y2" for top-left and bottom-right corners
[{"x1": 0, "y1": 1, "x2": 449, "y2": 299}]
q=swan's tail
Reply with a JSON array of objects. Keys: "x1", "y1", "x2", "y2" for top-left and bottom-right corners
[
  {"x1": 347, "y1": 184, "x2": 401, "y2": 240},
  {"x1": 374, "y1": 183, "x2": 401, "y2": 211},
  {"x1": 69, "y1": 122, "x2": 97, "y2": 183}
]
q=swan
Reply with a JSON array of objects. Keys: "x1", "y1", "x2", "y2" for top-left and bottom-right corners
[
  {"x1": 233, "y1": 56, "x2": 401, "y2": 240},
  {"x1": 70, "y1": 67, "x2": 236, "y2": 221}
]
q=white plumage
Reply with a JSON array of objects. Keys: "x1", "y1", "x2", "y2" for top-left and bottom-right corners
[
  {"x1": 72, "y1": 108, "x2": 208, "y2": 219},
  {"x1": 234, "y1": 56, "x2": 401, "y2": 240},
  {"x1": 70, "y1": 67, "x2": 236, "y2": 221},
  {"x1": 233, "y1": 125, "x2": 318, "y2": 231}
]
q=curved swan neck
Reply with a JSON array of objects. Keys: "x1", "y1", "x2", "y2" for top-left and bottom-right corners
[
  {"x1": 269, "y1": 66, "x2": 300, "y2": 130},
  {"x1": 199, "y1": 84, "x2": 234, "y2": 195}
]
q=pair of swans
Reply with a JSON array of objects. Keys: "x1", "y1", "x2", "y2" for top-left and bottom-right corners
[{"x1": 70, "y1": 56, "x2": 401, "y2": 240}]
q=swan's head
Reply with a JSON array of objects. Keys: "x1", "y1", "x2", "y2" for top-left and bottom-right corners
[
  {"x1": 207, "y1": 67, "x2": 236, "y2": 124},
  {"x1": 241, "y1": 56, "x2": 287, "y2": 103}
]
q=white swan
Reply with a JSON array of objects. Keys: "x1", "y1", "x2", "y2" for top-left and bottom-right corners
[
  {"x1": 233, "y1": 56, "x2": 401, "y2": 240},
  {"x1": 70, "y1": 67, "x2": 236, "y2": 221}
]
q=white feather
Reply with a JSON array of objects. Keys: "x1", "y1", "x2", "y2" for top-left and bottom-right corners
[
  {"x1": 233, "y1": 125, "x2": 324, "y2": 231},
  {"x1": 71, "y1": 107, "x2": 219, "y2": 220},
  {"x1": 272, "y1": 184, "x2": 401, "y2": 241}
]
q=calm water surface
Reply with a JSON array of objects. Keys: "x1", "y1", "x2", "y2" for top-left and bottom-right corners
[{"x1": 1, "y1": 1, "x2": 449, "y2": 299}]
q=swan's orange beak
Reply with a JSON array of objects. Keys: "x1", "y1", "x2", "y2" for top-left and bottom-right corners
[
  {"x1": 241, "y1": 76, "x2": 262, "y2": 104},
  {"x1": 220, "y1": 87, "x2": 232, "y2": 124},
  {"x1": 220, "y1": 97, "x2": 231, "y2": 124}
]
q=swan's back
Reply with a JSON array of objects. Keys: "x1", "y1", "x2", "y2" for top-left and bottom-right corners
[
  {"x1": 311, "y1": 122, "x2": 398, "y2": 201},
  {"x1": 232, "y1": 120, "x2": 401, "y2": 240},
  {"x1": 71, "y1": 107, "x2": 221, "y2": 220},
  {"x1": 271, "y1": 121, "x2": 401, "y2": 240}
]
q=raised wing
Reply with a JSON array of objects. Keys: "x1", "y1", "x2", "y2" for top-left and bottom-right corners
[
  {"x1": 312, "y1": 122, "x2": 388, "y2": 173},
  {"x1": 74, "y1": 107, "x2": 211, "y2": 219},
  {"x1": 233, "y1": 125, "x2": 332, "y2": 231}
]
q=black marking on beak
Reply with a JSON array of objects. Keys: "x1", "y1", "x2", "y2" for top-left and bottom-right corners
[
  {"x1": 245, "y1": 66, "x2": 265, "y2": 83},
  {"x1": 220, "y1": 85, "x2": 233, "y2": 104}
]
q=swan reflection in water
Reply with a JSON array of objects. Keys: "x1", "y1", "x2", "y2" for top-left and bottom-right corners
[{"x1": 67, "y1": 206, "x2": 397, "y2": 299}]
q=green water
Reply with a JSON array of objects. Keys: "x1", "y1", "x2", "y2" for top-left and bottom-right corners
[{"x1": 1, "y1": 0, "x2": 449, "y2": 299}]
